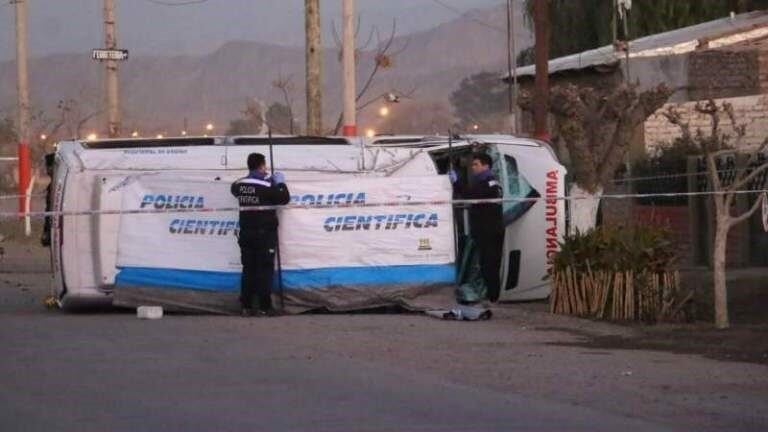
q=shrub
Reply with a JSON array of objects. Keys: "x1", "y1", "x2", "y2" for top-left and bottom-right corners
[{"x1": 551, "y1": 225, "x2": 692, "y2": 322}]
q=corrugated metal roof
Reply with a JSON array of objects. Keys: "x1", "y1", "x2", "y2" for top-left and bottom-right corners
[{"x1": 506, "y1": 10, "x2": 768, "y2": 80}]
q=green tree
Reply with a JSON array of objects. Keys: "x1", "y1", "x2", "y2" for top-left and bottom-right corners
[
  {"x1": 522, "y1": 0, "x2": 768, "y2": 61},
  {"x1": 450, "y1": 72, "x2": 508, "y2": 131},
  {"x1": 523, "y1": 0, "x2": 612, "y2": 61}
]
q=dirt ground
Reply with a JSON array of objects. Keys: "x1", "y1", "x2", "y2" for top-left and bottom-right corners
[
  {"x1": 1, "y1": 222, "x2": 768, "y2": 430},
  {"x1": 532, "y1": 268, "x2": 768, "y2": 366},
  {"x1": 2, "y1": 222, "x2": 766, "y2": 366}
]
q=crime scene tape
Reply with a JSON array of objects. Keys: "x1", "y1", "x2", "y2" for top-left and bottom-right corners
[{"x1": 0, "y1": 189, "x2": 767, "y2": 219}]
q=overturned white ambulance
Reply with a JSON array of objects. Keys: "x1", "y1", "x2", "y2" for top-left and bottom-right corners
[{"x1": 47, "y1": 135, "x2": 566, "y2": 313}]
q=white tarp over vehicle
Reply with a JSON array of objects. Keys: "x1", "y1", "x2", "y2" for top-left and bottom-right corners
[{"x1": 110, "y1": 174, "x2": 454, "y2": 313}]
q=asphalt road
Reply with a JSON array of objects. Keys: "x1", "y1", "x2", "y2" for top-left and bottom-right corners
[
  {"x1": 1, "y1": 312, "x2": 684, "y2": 432},
  {"x1": 1, "y1": 273, "x2": 766, "y2": 431}
]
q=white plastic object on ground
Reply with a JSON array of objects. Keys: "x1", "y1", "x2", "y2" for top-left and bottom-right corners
[{"x1": 137, "y1": 306, "x2": 163, "y2": 320}]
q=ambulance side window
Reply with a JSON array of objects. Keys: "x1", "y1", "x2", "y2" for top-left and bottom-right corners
[
  {"x1": 504, "y1": 155, "x2": 521, "y2": 197},
  {"x1": 501, "y1": 155, "x2": 540, "y2": 226}
]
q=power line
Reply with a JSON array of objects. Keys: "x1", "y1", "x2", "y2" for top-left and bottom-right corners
[
  {"x1": 610, "y1": 164, "x2": 768, "y2": 184},
  {"x1": 428, "y1": 0, "x2": 506, "y2": 33}
]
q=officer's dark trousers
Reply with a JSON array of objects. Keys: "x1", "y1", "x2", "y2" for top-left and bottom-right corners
[
  {"x1": 475, "y1": 230, "x2": 504, "y2": 302},
  {"x1": 238, "y1": 229, "x2": 277, "y2": 311}
]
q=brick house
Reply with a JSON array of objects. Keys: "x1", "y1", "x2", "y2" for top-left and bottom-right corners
[
  {"x1": 508, "y1": 11, "x2": 768, "y2": 150},
  {"x1": 506, "y1": 11, "x2": 768, "y2": 268}
]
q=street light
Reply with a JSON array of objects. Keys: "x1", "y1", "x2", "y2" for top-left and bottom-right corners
[
  {"x1": 86, "y1": 133, "x2": 98, "y2": 141},
  {"x1": 156, "y1": 134, "x2": 164, "y2": 139},
  {"x1": 365, "y1": 128, "x2": 376, "y2": 138},
  {"x1": 205, "y1": 123, "x2": 214, "y2": 132},
  {"x1": 39, "y1": 134, "x2": 47, "y2": 141},
  {"x1": 131, "y1": 131, "x2": 139, "y2": 137},
  {"x1": 472, "y1": 124, "x2": 480, "y2": 131},
  {"x1": 379, "y1": 106, "x2": 390, "y2": 117},
  {"x1": 181, "y1": 130, "x2": 187, "y2": 136}
]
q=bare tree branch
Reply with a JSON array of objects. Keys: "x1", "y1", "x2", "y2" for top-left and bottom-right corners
[
  {"x1": 723, "y1": 101, "x2": 747, "y2": 149},
  {"x1": 331, "y1": 18, "x2": 342, "y2": 49},
  {"x1": 272, "y1": 73, "x2": 297, "y2": 133},
  {"x1": 76, "y1": 109, "x2": 104, "y2": 139},
  {"x1": 729, "y1": 191, "x2": 766, "y2": 227},
  {"x1": 707, "y1": 152, "x2": 724, "y2": 193},
  {"x1": 358, "y1": 87, "x2": 416, "y2": 111},
  {"x1": 332, "y1": 19, "x2": 408, "y2": 134},
  {"x1": 45, "y1": 101, "x2": 69, "y2": 139},
  {"x1": 728, "y1": 161, "x2": 768, "y2": 193},
  {"x1": 662, "y1": 106, "x2": 694, "y2": 145},
  {"x1": 663, "y1": 97, "x2": 768, "y2": 329},
  {"x1": 540, "y1": 83, "x2": 671, "y2": 192},
  {"x1": 359, "y1": 26, "x2": 376, "y2": 52}
]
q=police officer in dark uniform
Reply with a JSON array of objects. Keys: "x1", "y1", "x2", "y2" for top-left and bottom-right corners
[
  {"x1": 231, "y1": 153, "x2": 290, "y2": 316},
  {"x1": 450, "y1": 153, "x2": 504, "y2": 302}
]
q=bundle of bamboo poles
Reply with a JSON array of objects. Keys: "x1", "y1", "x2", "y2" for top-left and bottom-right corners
[{"x1": 551, "y1": 268, "x2": 690, "y2": 322}]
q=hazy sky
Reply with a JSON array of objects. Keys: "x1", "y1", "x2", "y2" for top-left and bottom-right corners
[{"x1": 0, "y1": 0, "x2": 502, "y2": 61}]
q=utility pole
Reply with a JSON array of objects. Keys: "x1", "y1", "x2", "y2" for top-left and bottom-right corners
[
  {"x1": 506, "y1": 0, "x2": 519, "y2": 134},
  {"x1": 533, "y1": 0, "x2": 550, "y2": 141},
  {"x1": 14, "y1": 0, "x2": 31, "y2": 214},
  {"x1": 305, "y1": 0, "x2": 323, "y2": 135},
  {"x1": 104, "y1": 0, "x2": 121, "y2": 137},
  {"x1": 341, "y1": 0, "x2": 357, "y2": 136}
]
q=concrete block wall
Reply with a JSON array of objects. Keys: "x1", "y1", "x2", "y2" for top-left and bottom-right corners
[{"x1": 688, "y1": 49, "x2": 760, "y2": 100}]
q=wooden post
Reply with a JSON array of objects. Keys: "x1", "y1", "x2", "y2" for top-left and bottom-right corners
[
  {"x1": 15, "y1": 0, "x2": 31, "y2": 216},
  {"x1": 341, "y1": 0, "x2": 356, "y2": 136},
  {"x1": 104, "y1": 0, "x2": 121, "y2": 137},
  {"x1": 305, "y1": 0, "x2": 324, "y2": 135},
  {"x1": 532, "y1": 0, "x2": 550, "y2": 140}
]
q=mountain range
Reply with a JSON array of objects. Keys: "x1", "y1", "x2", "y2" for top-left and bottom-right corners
[{"x1": 0, "y1": 2, "x2": 532, "y2": 137}]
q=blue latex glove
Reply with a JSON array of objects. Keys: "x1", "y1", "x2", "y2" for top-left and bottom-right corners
[
  {"x1": 448, "y1": 169, "x2": 458, "y2": 184},
  {"x1": 271, "y1": 171, "x2": 286, "y2": 185}
]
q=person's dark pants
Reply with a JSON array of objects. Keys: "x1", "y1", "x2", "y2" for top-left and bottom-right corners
[
  {"x1": 475, "y1": 230, "x2": 504, "y2": 302},
  {"x1": 238, "y1": 229, "x2": 277, "y2": 311}
]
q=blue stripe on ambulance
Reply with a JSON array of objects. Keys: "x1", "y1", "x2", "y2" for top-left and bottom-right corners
[{"x1": 115, "y1": 264, "x2": 455, "y2": 292}]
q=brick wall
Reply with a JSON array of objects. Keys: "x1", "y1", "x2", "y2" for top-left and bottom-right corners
[
  {"x1": 645, "y1": 94, "x2": 768, "y2": 153},
  {"x1": 632, "y1": 205, "x2": 696, "y2": 267},
  {"x1": 600, "y1": 187, "x2": 697, "y2": 267}
]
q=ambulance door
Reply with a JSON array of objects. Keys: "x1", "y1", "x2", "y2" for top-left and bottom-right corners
[{"x1": 492, "y1": 147, "x2": 553, "y2": 301}]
